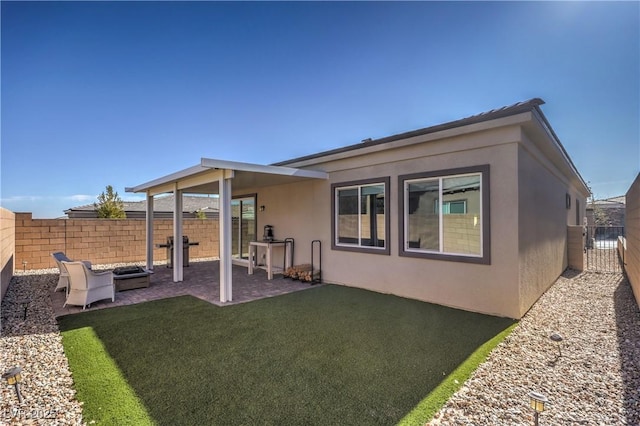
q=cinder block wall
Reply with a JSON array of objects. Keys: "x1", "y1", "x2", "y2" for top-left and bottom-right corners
[
  {"x1": 15, "y1": 213, "x2": 219, "y2": 270},
  {"x1": 1, "y1": 208, "x2": 16, "y2": 300},
  {"x1": 625, "y1": 173, "x2": 640, "y2": 307}
]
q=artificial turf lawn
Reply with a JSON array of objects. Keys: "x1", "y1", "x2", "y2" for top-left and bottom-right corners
[{"x1": 58, "y1": 285, "x2": 515, "y2": 425}]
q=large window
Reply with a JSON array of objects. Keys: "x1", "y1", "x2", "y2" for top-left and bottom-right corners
[
  {"x1": 399, "y1": 166, "x2": 490, "y2": 264},
  {"x1": 332, "y1": 177, "x2": 390, "y2": 254}
]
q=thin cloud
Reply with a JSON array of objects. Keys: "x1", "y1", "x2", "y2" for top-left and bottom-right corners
[
  {"x1": 0, "y1": 194, "x2": 95, "y2": 204},
  {"x1": 66, "y1": 194, "x2": 95, "y2": 202},
  {"x1": 0, "y1": 195, "x2": 44, "y2": 203}
]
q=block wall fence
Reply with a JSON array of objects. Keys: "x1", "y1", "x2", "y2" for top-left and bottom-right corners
[
  {"x1": 14, "y1": 213, "x2": 220, "y2": 270},
  {"x1": 624, "y1": 173, "x2": 640, "y2": 308},
  {"x1": 1, "y1": 208, "x2": 16, "y2": 300}
]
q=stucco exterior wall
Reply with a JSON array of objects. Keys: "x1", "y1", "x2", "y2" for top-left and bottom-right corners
[
  {"x1": 1, "y1": 208, "x2": 16, "y2": 301},
  {"x1": 14, "y1": 213, "x2": 219, "y2": 269},
  {"x1": 248, "y1": 126, "x2": 524, "y2": 318},
  {"x1": 567, "y1": 226, "x2": 585, "y2": 271},
  {"x1": 248, "y1": 179, "x2": 327, "y2": 267},
  {"x1": 625, "y1": 173, "x2": 640, "y2": 307},
  {"x1": 516, "y1": 135, "x2": 588, "y2": 317}
]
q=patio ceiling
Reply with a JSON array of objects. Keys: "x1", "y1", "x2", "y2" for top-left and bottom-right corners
[{"x1": 126, "y1": 158, "x2": 328, "y2": 196}]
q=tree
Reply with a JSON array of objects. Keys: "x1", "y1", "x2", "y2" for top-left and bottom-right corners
[
  {"x1": 592, "y1": 203, "x2": 611, "y2": 226},
  {"x1": 589, "y1": 194, "x2": 611, "y2": 226},
  {"x1": 94, "y1": 185, "x2": 126, "y2": 219}
]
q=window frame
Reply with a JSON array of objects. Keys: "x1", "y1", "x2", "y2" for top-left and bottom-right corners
[
  {"x1": 331, "y1": 176, "x2": 391, "y2": 255},
  {"x1": 398, "y1": 165, "x2": 491, "y2": 264}
]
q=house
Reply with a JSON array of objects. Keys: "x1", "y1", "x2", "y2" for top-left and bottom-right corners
[
  {"x1": 127, "y1": 98, "x2": 589, "y2": 319},
  {"x1": 586, "y1": 195, "x2": 625, "y2": 228},
  {"x1": 64, "y1": 194, "x2": 219, "y2": 219}
]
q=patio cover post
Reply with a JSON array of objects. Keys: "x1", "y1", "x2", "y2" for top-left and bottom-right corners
[
  {"x1": 146, "y1": 193, "x2": 154, "y2": 271},
  {"x1": 219, "y1": 174, "x2": 233, "y2": 302},
  {"x1": 173, "y1": 185, "x2": 184, "y2": 282}
]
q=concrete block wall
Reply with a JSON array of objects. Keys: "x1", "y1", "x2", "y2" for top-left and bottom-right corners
[
  {"x1": 625, "y1": 173, "x2": 640, "y2": 307},
  {"x1": 15, "y1": 213, "x2": 219, "y2": 270},
  {"x1": 443, "y1": 215, "x2": 481, "y2": 254},
  {"x1": 1, "y1": 208, "x2": 16, "y2": 300}
]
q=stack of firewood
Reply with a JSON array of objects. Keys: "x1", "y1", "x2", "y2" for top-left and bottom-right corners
[{"x1": 284, "y1": 264, "x2": 320, "y2": 282}]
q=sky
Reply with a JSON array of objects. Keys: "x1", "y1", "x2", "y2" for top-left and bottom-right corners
[{"x1": 1, "y1": 1, "x2": 638, "y2": 218}]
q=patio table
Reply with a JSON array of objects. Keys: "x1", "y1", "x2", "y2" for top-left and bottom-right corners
[{"x1": 248, "y1": 240, "x2": 290, "y2": 280}]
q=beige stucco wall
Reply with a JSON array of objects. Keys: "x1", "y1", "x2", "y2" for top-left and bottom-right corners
[
  {"x1": 567, "y1": 226, "x2": 585, "y2": 271},
  {"x1": 517, "y1": 142, "x2": 564, "y2": 307},
  {"x1": 240, "y1": 113, "x2": 589, "y2": 319},
  {"x1": 625, "y1": 173, "x2": 640, "y2": 307},
  {"x1": 1, "y1": 208, "x2": 16, "y2": 301},
  {"x1": 246, "y1": 126, "x2": 524, "y2": 318},
  {"x1": 249, "y1": 179, "x2": 327, "y2": 267},
  {"x1": 516, "y1": 139, "x2": 585, "y2": 316}
]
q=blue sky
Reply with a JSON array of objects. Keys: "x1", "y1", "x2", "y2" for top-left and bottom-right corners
[{"x1": 1, "y1": 1, "x2": 638, "y2": 218}]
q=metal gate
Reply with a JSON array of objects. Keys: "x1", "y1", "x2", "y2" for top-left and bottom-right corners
[{"x1": 585, "y1": 226, "x2": 624, "y2": 273}]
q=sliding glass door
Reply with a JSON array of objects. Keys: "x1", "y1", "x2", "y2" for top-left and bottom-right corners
[{"x1": 231, "y1": 196, "x2": 256, "y2": 261}]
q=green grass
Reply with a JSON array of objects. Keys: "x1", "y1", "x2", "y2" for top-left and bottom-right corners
[
  {"x1": 398, "y1": 322, "x2": 518, "y2": 425},
  {"x1": 58, "y1": 285, "x2": 515, "y2": 425}
]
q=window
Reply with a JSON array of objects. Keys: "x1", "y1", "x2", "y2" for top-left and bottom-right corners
[
  {"x1": 436, "y1": 199, "x2": 467, "y2": 214},
  {"x1": 399, "y1": 166, "x2": 490, "y2": 264},
  {"x1": 331, "y1": 177, "x2": 390, "y2": 254}
]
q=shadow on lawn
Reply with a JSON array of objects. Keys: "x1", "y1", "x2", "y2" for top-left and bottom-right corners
[{"x1": 58, "y1": 285, "x2": 515, "y2": 426}]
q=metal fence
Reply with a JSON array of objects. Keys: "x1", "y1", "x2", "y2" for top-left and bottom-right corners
[{"x1": 585, "y1": 226, "x2": 625, "y2": 273}]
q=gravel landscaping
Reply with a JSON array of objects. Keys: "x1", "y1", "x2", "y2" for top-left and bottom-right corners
[
  {"x1": 1, "y1": 266, "x2": 638, "y2": 425},
  {"x1": 429, "y1": 270, "x2": 640, "y2": 425},
  {"x1": 1, "y1": 270, "x2": 83, "y2": 425}
]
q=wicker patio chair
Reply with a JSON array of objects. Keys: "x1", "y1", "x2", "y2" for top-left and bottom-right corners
[
  {"x1": 61, "y1": 261, "x2": 114, "y2": 310},
  {"x1": 52, "y1": 252, "x2": 92, "y2": 293}
]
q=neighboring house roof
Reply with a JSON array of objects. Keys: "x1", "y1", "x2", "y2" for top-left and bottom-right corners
[
  {"x1": 604, "y1": 195, "x2": 625, "y2": 205},
  {"x1": 65, "y1": 194, "x2": 219, "y2": 218},
  {"x1": 588, "y1": 195, "x2": 626, "y2": 209}
]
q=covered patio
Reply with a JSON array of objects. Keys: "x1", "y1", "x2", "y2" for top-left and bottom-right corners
[
  {"x1": 125, "y1": 158, "x2": 328, "y2": 304},
  {"x1": 52, "y1": 260, "x2": 318, "y2": 317}
]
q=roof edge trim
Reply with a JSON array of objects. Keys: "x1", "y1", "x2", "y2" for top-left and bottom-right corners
[
  {"x1": 273, "y1": 98, "x2": 546, "y2": 166},
  {"x1": 200, "y1": 158, "x2": 328, "y2": 179}
]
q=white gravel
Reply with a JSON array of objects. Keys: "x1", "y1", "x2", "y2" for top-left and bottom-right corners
[
  {"x1": 429, "y1": 270, "x2": 640, "y2": 425},
  {"x1": 1, "y1": 266, "x2": 638, "y2": 425},
  {"x1": 1, "y1": 271, "x2": 84, "y2": 425}
]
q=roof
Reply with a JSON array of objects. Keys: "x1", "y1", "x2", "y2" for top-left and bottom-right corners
[
  {"x1": 589, "y1": 195, "x2": 626, "y2": 208},
  {"x1": 65, "y1": 194, "x2": 218, "y2": 214},
  {"x1": 126, "y1": 158, "x2": 329, "y2": 195},
  {"x1": 273, "y1": 97, "x2": 589, "y2": 196},
  {"x1": 127, "y1": 98, "x2": 589, "y2": 197},
  {"x1": 604, "y1": 195, "x2": 626, "y2": 204},
  {"x1": 273, "y1": 98, "x2": 547, "y2": 166}
]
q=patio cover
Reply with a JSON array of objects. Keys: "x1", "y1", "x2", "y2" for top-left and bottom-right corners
[{"x1": 126, "y1": 158, "x2": 328, "y2": 302}]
